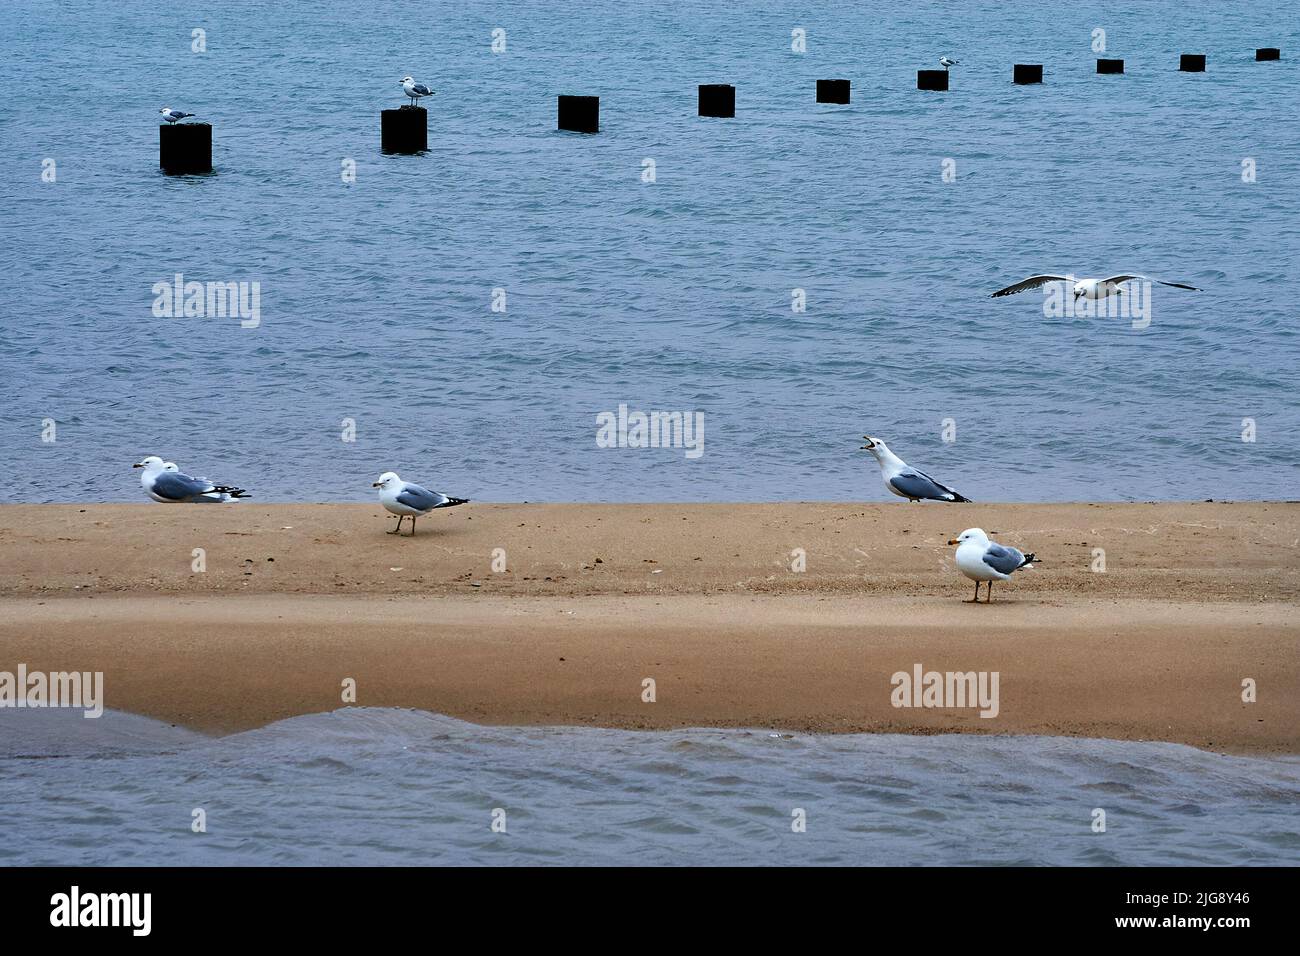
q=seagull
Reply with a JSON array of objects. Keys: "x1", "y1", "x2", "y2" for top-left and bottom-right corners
[
  {"x1": 947, "y1": 528, "x2": 1036, "y2": 602},
  {"x1": 373, "y1": 472, "x2": 468, "y2": 535},
  {"x1": 861, "y1": 436, "x2": 971, "y2": 503},
  {"x1": 134, "y1": 456, "x2": 249, "y2": 503},
  {"x1": 939, "y1": 57, "x2": 959, "y2": 70},
  {"x1": 159, "y1": 107, "x2": 196, "y2": 124},
  {"x1": 399, "y1": 76, "x2": 435, "y2": 107},
  {"x1": 991, "y1": 274, "x2": 1201, "y2": 300}
]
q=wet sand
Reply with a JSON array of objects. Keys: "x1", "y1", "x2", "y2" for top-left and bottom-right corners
[{"x1": 1, "y1": 502, "x2": 1296, "y2": 753}]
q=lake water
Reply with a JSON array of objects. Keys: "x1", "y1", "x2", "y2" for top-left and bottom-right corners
[
  {"x1": 2, "y1": 707, "x2": 1297, "y2": 866},
  {"x1": 1, "y1": 1, "x2": 1298, "y2": 503}
]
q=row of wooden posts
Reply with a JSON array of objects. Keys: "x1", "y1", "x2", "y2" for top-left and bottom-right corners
[{"x1": 159, "y1": 48, "x2": 1282, "y2": 171}]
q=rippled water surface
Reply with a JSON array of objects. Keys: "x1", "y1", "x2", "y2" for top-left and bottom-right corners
[
  {"x1": 1, "y1": 708, "x2": 1297, "y2": 866},
  {"x1": 2, "y1": 2, "x2": 1299, "y2": 502}
]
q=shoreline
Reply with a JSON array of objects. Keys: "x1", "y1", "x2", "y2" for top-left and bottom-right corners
[{"x1": 2, "y1": 502, "x2": 1297, "y2": 754}]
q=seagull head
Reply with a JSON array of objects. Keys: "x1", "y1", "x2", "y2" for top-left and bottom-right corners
[
  {"x1": 159, "y1": 107, "x2": 170, "y2": 114},
  {"x1": 134, "y1": 455, "x2": 165, "y2": 471},
  {"x1": 400, "y1": 76, "x2": 414, "y2": 85},
  {"x1": 948, "y1": 528, "x2": 988, "y2": 547},
  {"x1": 163, "y1": 462, "x2": 179, "y2": 472},
  {"x1": 373, "y1": 471, "x2": 400, "y2": 489},
  {"x1": 860, "y1": 435, "x2": 888, "y2": 457}
]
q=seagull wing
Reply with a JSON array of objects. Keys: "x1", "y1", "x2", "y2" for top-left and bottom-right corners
[
  {"x1": 412, "y1": 84, "x2": 433, "y2": 96},
  {"x1": 990, "y1": 275, "x2": 1072, "y2": 297},
  {"x1": 982, "y1": 543, "x2": 1028, "y2": 574},
  {"x1": 395, "y1": 482, "x2": 454, "y2": 512},
  {"x1": 1102, "y1": 274, "x2": 1200, "y2": 291},
  {"x1": 889, "y1": 469, "x2": 971, "y2": 502},
  {"x1": 151, "y1": 471, "x2": 217, "y2": 501}
]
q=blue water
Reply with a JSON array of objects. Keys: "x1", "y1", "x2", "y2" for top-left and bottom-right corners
[
  {"x1": 2, "y1": 1, "x2": 1298, "y2": 503},
  {"x1": 2, "y1": 708, "x2": 1297, "y2": 866}
]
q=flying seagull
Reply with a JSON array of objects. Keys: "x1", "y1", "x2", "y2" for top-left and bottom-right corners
[
  {"x1": 134, "y1": 456, "x2": 249, "y2": 503},
  {"x1": 948, "y1": 528, "x2": 1036, "y2": 602},
  {"x1": 373, "y1": 472, "x2": 468, "y2": 535},
  {"x1": 991, "y1": 274, "x2": 1200, "y2": 300},
  {"x1": 939, "y1": 57, "x2": 959, "y2": 70},
  {"x1": 400, "y1": 76, "x2": 435, "y2": 107},
  {"x1": 861, "y1": 436, "x2": 971, "y2": 503},
  {"x1": 159, "y1": 107, "x2": 196, "y2": 124}
]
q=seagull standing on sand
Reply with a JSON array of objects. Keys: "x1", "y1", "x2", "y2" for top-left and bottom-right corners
[
  {"x1": 134, "y1": 456, "x2": 249, "y2": 503},
  {"x1": 861, "y1": 436, "x2": 971, "y2": 503},
  {"x1": 400, "y1": 76, "x2": 435, "y2": 107},
  {"x1": 159, "y1": 107, "x2": 196, "y2": 124},
  {"x1": 948, "y1": 528, "x2": 1036, "y2": 603},
  {"x1": 990, "y1": 274, "x2": 1201, "y2": 300},
  {"x1": 939, "y1": 57, "x2": 959, "y2": 70},
  {"x1": 373, "y1": 472, "x2": 468, "y2": 535}
]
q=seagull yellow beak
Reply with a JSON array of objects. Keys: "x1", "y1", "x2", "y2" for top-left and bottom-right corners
[
  {"x1": 372, "y1": 481, "x2": 383, "y2": 487},
  {"x1": 947, "y1": 538, "x2": 959, "y2": 545}
]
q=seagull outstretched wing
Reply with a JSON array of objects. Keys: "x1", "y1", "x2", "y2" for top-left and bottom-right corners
[
  {"x1": 1102, "y1": 275, "x2": 1200, "y2": 291},
  {"x1": 990, "y1": 275, "x2": 1072, "y2": 297}
]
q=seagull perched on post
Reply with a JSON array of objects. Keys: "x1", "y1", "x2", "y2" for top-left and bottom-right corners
[
  {"x1": 990, "y1": 274, "x2": 1200, "y2": 300},
  {"x1": 948, "y1": 528, "x2": 1036, "y2": 603},
  {"x1": 939, "y1": 57, "x2": 959, "y2": 70},
  {"x1": 134, "y1": 456, "x2": 249, "y2": 502},
  {"x1": 373, "y1": 472, "x2": 468, "y2": 535},
  {"x1": 861, "y1": 436, "x2": 971, "y2": 503},
  {"x1": 159, "y1": 107, "x2": 196, "y2": 124},
  {"x1": 399, "y1": 76, "x2": 435, "y2": 107}
]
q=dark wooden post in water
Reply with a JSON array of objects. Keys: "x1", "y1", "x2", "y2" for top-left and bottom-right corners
[
  {"x1": 816, "y1": 79, "x2": 850, "y2": 104},
  {"x1": 381, "y1": 106, "x2": 427, "y2": 153},
  {"x1": 1179, "y1": 53, "x2": 1206, "y2": 72},
  {"x1": 557, "y1": 95, "x2": 599, "y2": 133},
  {"x1": 1097, "y1": 58, "x2": 1124, "y2": 74},
  {"x1": 698, "y1": 84, "x2": 735, "y2": 117},
  {"x1": 1256, "y1": 48, "x2": 1280, "y2": 61},
  {"x1": 1013, "y1": 64, "x2": 1043, "y2": 84},
  {"x1": 159, "y1": 123, "x2": 212, "y2": 174},
  {"x1": 917, "y1": 70, "x2": 948, "y2": 91}
]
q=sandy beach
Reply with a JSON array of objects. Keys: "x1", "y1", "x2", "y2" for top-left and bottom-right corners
[{"x1": 1, "y1": 502, "x2": 1296, "y2": 753}]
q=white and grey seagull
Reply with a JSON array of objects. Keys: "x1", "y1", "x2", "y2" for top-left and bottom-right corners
[
  {"x1": 991, "y1": 274, "x2": 1200, "y2": 300},
  {"x1": 861, "y1": 436, "x2": 971, "y2": 503},
  {"x1": 948, "y1": 528, "x2": 1036, "y2": 603},
  {"x1": 399, "y1": 76, "x2": 435, "y2": 107},
  {"x1": 159, "y1": 107, "x2": 196, "y2": 124},
  {"x1": 373, "y1": 471, "x2": 468, "y2": 535},
  {"x1": 134, "y1": 456, "x2": 249, "y2": 503},
  {"x1": 939, "y1": 57, "x2": 959, "y2": 70}
]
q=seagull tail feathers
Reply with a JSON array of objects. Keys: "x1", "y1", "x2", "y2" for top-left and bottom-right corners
[
  {"x1": 211, "y1": 485, "x2": 251, "y2": 498},
  {"x1": 948, "y1": 492, "x2": 973, "y2": 503},
  {"x1": 1020, "y1": 553, "x2": 1037, "y2": 568},
  {"x1": 438, "y1": 496, "x2": 470, "y2": 509}
]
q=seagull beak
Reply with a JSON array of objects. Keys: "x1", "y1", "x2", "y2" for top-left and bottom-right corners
[
  {"x1": 133, "y1": 462, "x2": 144, "y2": 468},
  {"x1": 860, "y1": 436, "x2": 875, "y2": 449},
  {"x1": 372, "y1": 481, "x2": 383, "y2": 487},
  {"x1": 947, "y1": 539, "x2": 959, "y2": 545}
]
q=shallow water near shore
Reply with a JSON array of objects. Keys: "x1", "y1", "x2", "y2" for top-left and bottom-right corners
[
  {"x1": 2, "y1": 707, "x2": 1296, "y2": 866},
  {"x1": 3, "y1": 2, "x2": 1300, "y2": 503}
]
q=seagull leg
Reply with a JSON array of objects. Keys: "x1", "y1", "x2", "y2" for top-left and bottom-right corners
[
  {"x1": 987, "y1": 581, "x2": 994, "y2": 603},
  {"x1": 388, "y1": 516, "x2": 404, "y2": 535},
  {"x1": 409, "y1": 516, "x2": 417, "y2": 537},
  {"x1": 966, "y1": 580, "x2": 980, "y2": 603}
]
